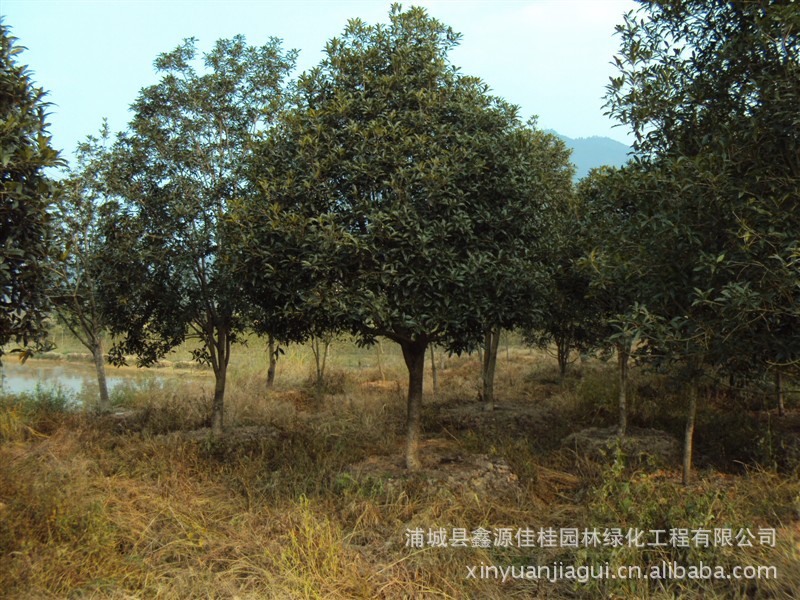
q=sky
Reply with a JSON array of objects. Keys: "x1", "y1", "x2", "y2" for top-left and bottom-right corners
[{"x1": 2, "y1": 0, "x2": 637, "y2": 163}]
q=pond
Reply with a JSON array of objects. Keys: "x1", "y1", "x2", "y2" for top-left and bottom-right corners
[{"x1": 0, "y1": 359, "x2": 209, "y2": 405}]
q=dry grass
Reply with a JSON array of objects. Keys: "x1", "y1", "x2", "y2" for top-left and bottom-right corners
[{"x1": 1, "y1": 338, "x2": 798, "y2": 598}]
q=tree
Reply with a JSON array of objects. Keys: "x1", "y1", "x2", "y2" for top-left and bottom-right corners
[
  {"x1": 0, "y1": 20, "x2": 62, "y2": 360},
  {"x1": 578, "y1": 166, "x2": 644, "y2": 436},
  {"x1": 606, "y1": 0, "x2": 800, "y2": 481},
  {"x1": 523, "y1": 180, "x2": 596, "y2": 384},
  {"x1": 237, "y1": 6, "x2": 571, "y2": 469},
  {"x1": 100, "y1": 36, "x2": 296, "y2": 433},
  {"x1": 480, "y1": 126, "x2": 574, "y2": 409},
  {"x1": 310, "y1": 333, "x2": 332, "y2": 399},
  {"x1": 49, "y1": 123, "x2": 117, "y2": 409}
]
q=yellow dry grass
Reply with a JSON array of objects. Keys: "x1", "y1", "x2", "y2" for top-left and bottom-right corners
[{"x1": 1, "y1": 337, "x2": 798, "y2": 599}]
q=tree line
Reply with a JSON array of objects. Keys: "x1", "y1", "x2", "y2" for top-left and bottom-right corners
[{"x1": 2, "y1": 2, "x2": 798, "y2": 481}]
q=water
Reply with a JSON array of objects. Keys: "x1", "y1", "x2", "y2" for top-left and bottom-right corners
[{"x1": 0, "y1": 359, "x2": 206, "y2": 403}]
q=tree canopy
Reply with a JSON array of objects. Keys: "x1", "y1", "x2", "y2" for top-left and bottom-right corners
[
  {"x1": 0, "y1": 21, "x2": 62, "y2": 359},
  {"x1": 604, "y1": 0, "x2": 800, "y2": 481},
  {"x1": 98, "y1": 35, "x2": 297, "y2": 432},
  {"x1": 49, "y1": 123, "x2": 117, "y2": 408},
  {"x1": 236, "y1": 5, "x2": 573, "y2": 468},
  {"x1": 606, "y1": 0, "x2": 800, "y2": 377}
]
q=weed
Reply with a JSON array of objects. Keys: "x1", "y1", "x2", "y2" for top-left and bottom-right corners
[{"x1": 578, "y1": 448, "x2": 800, "y2": 598}]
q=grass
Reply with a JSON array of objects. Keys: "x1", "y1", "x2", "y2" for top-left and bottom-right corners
[{"x1": 0, "y1": 335, "x2": 798, "y2": 598}]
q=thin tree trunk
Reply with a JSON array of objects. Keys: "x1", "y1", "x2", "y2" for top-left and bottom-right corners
[
  {"x1": 682, "y1": 385, "x2": 697, "y2": 486},
  {"x1": 776, "y1": 371, "x2": 785, "y2": 417},
  {"x1": 311, "y1": 336, "x2": 330, "y2": 399},
  {"x1": 430, "y1": 345, "x2": 439, "y2": 401},
  {"x1": 315, "y1": 344, "x2": 323, "y2": 398},
  {"x1": 322, "y1": 339, "x2": 329, "y2": 380},
  {"x1": 267, "y1": 334, "x2": 277, "y2": 388},
  {"x1": 617, "y1": 341, "x2": 630, "y2": 436},
  {"x1": 401, "y1": 339, "x2": 427, "y2": 471},
  {"x1": 91, "y1": 336, "x2": 110, "y2": 411},
  {"x1": 482, "y1": 328, "x2": 500, "y2": 411},
  {"x1": 211, "y1": 368, "x2": 227, "y2": 434},
  {"x1": 376, "y1": 339, "x2": 386, "y2": 381},
  {"x1": 557, "y1": 334, "x2": 570, "y2": 384}
]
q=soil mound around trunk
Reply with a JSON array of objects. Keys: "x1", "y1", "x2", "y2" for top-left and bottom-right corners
[
  {"x1": 344, "y1": 438, "x2": 520, "y2": 496},
  {"x1": 562, "y1": 426, "x2": 681, "y2": 467}
]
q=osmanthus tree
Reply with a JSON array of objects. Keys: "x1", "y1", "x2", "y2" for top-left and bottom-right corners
[
  {"x1": 49, "y1": 123, "x2": 117, "y2": 409},
  {"x1": 98, "y1": 36, "x2": 297, "y2": 433},
  {"x1": 522, "y1": 176, "x2": 596, "y2": 386},
  {"x1": 479, "y1": 126, "x2": 574, "y2": 409},
  {"x1": 605, "y1": 0, "x2": 800, "y2": 482},
  {"x1": 577, "y1": 165, "x2": 645, "y2": 436},
  {"x1": 235, "y1": 5, "x2": 570, "y2": 469},
  {"x1": 0, "y1": 21, "x2": 63, "y2": 360}
]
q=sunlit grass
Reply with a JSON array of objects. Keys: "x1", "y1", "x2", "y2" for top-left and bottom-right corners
[{"x1": 0, "y1": 333, "x2": 797, "y2": 598}]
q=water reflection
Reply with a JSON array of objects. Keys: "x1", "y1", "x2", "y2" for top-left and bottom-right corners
[{"x1": 0, "y1": 359, "x2": 204, "y2": 403}]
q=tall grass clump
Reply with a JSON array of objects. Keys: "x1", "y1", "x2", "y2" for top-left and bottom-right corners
[
  {"x1": 578, "y1": 448, "x2": 799, "y2": 599},
  {"x1": 0, "y1": 384, "x2": 75, "y2": 440}
]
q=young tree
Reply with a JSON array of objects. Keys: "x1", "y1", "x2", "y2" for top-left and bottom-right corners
[
  {"x1": 99, "y1": 36, "x2": 296, "y2": 433},
  {"x1": 0, "y1": 21, "x2": 63, "y2": 359},
  {"x1": 480, "y1": 126, "x2": 574, "y2": 409},
  {"x1": 578, "y1": 166, "x2": 643, "y2": 436},
  {"x1": 523, "y1": 181, "x2": 597, "y2": 385},
  {"x1": 49, "y1": 124, "x2": 117, "y2": 409},
  {"x1": 238, "y1": 6, "x2": 571, "y2": 469},
  {"x1": 606, "y1": 0, "x2": 800, "y2": 481}
]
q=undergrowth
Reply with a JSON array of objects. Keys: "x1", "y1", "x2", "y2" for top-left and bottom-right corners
[{"x1": 0, "y1": 345, "x2": 797, "y2": 598}]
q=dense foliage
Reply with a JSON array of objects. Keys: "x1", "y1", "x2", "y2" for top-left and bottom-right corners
[
  {"x1": 235, "y1": 6, "x2": 573, "y2": 467},
  {"x1": 0, "y1": 21, "x2": 62, "y2": 358},
  {"x1": 97, "y1": 36, "x2": 297, "y2": 431},
  {"x1": 606, "y1": 0, "x2": 800, "y2": 376}
]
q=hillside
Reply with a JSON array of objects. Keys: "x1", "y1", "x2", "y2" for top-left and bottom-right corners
[{"x1": 550, "y1": 131, "x2": 632, "y2": 180}]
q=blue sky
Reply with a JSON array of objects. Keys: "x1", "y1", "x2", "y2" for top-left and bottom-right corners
[{"x1": 2, "y1": 0, "x2": 637, "y2": 162}]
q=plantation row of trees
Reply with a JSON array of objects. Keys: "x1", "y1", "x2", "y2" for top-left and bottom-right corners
[{"x1": 2, "y1": 2, "x2": 798, "y2": 478}]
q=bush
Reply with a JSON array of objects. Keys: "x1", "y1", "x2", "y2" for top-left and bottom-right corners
[{"x1": 578, "y1": 448, "x2": 795, "y2": 598}]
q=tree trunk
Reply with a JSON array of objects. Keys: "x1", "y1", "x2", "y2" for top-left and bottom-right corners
[
  {"x1": 267, "y1": 334, "x2": 277, "y2": 388},
  {"x1": 556, "y1": 334, "x2": 570, "y2": 384},
  {"x1": 430, "y1": 345, "x2": 439, "y2": 401},
  {"x1": 211, "y1": 367, "x2": 227, "y2": 434},
  {"x1": 401, "y1": 339, "x2": 427, "y2": 471},
  {"x1": 322, "y1": 339, "x2": 329, "y2": 380},
  {"x1": 311, "y1": 336, "x2": 330, "y2": 399},
  {"x1": 376, "y1": 339, "x2": 386, "y2": 381},
  {"x1": 92, "y1": 337, "x2": 110, "y2": 411},
  {"x1": 776, "y1": 370, "x2": 785, "y2": 417},
  {"x1": 617, "y1": 341, "x2": 630, "y2": 436},
  {"x1": 482, "y1": 328, "x2": 500, "y2": 411},
  {"x1": 682, "y1": 385, "x2": 697, "y2": 486},
  {"x1": 210, "y1": 328, "x2": 230, "y2": 435}
]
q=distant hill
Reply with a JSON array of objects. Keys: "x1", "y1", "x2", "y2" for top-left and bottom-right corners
[{"x1": 548, "y1": 131, "x2": 632, "y2": 180}]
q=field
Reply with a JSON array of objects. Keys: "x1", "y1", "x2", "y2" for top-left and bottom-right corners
[{"x1": 1, "y1": 334, "x2": 799, "y2": 599}]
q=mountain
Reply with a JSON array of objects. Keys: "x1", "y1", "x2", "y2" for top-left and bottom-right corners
[{"x1": 548, "y1": 131, "x2": 632, "y2": 180}]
